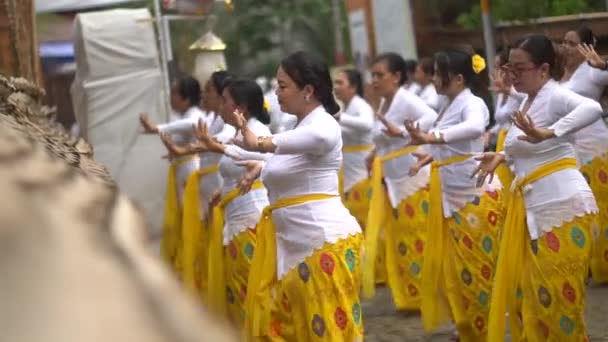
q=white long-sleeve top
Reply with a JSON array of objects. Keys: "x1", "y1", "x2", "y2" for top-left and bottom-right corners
[
  {"x1": 157, "y1": 106, "x2": 204, "y2": 204},
  {"x1": 504, "y1": 80, "x2": 600, "y2": 239},
  {"x1": 372, "y1": 87, "x2": 438, "y2": 207},
  {"x1": 418, "y1": 83, "x2": 449, "y2": 112},
  {"x1": 428, "y1": 88, "x2": 498, "y2": 217},
  {"x1": 219, "y1": 118, "x2": 270, "y2": 244},
  {"x1": 489, "y1": 88, "x2": 526, "y2": 135},
  {"x1": 266, "y1": 90, "x2": 297, "y2": 133},
  {"x1": 339, "y1": 95, "x2": 374, "y2": 192},
  {"x1": 198, "y1": 114, "x2": 237, "y2": 212},
  {"x1": 562, "y1": 62, "x2": 608, "y2": 164},
  {"x1": 262, "y1": 106, "x2": 361, "y2": 279},
  {"x1": 405, "y1": 82, "x2": 422, "y2": 95},
  {"x1": 158, "y1": 106, "x2": 205, "y2": 146}
]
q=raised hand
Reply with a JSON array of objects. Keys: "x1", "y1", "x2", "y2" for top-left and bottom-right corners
[
  {"x1": 512, "y1": 110, "x2": 555, "y2": 144},
  {"x1": 471, "y1": 152, "x2": 506, "y2": 187},
  {"x1": 234, "y1": 110, "x2": 260, "y2": 151},
  {"x1": 577, "y1": 43, "x2": 607, "y2": 70},
  {"x1": 236, "y1": 160, "x2": 264, "y2": 194},
  {"x1": 139, "y1": 113, "x2": 158, "y2": 134},
  {"x1": 405, "y1": 120, "x2": 435, "y2": 145},
  {"x1": 489, "y1": 68, "x2": 510, "y2": 95},
  {"x1": 408, "y1": 151, "x2": 432, "y2": 176},
  {"x1": 375, "y1": 111, "x2": 404, "y2": 137},
  {"x1": 194, "y1": 118, "x2": 211, "y2": 143},
  {"x1": 159, "y1": 132, "x2": 183, "y2": 156}
]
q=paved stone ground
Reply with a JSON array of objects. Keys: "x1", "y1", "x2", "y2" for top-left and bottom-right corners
[{"x1": 364, "y1": 284, "x2": 608, "y2": 341}]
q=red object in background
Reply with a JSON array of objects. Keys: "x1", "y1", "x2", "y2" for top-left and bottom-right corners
[{"x1": 335, "y1": 51, "x2": 346, "y2": 65}]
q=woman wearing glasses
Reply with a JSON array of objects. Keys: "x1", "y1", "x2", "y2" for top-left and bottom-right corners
[
  {"x1": 561, "y1": 26, "x2": 608, "y2": 285},
  {"x1": 477, "y1": 34, "x2": 602, "y2": 341}
]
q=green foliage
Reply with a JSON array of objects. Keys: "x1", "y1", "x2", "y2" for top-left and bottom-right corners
[
  {"x1": 457, "y1": 0, "x2": 603, "y2": 30},
  {"x1": 213, "y1": 0, "x2": 350, "y2": 77},
  {"x1": 131, "y1": 0, "x2": 350, "y2": 78}
]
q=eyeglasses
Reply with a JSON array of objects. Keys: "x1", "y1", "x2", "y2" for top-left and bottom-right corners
[{"x1": 503, "y1": 63, "x2": 538, "y2": 77}]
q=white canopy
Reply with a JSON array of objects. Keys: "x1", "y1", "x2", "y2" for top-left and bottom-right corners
[{"x1": 35, "y1": 0, "x2": 141, "y2": 13}]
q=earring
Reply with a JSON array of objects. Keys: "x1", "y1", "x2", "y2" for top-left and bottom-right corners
[{"x1": 305, "y1": 95, "x2": 310, "y2": 102}]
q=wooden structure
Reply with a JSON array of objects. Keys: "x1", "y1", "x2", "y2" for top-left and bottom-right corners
[
  {"x1": 416, "y1": 12, "x2": 608, "y2": 57},
  {"x1": 0, "y1": 0, "x2": 43, "y2": 85},
  {"x1": 346, "y1": 0, "x2": 608, "y2": 60}
]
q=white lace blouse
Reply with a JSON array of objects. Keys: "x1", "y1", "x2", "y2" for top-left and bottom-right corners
[
  {"x1": 372, "y1": 87, "x2": 437, "y2": 207},
  {"x1": 339, "y1": 95, "x2": 374, "y2": 192},
  {"x1": 218, "y1": 118, "x2": 270, "y2": 244},
  {"x1": 198, "y1": 114, "x2": 236, "y2": 211},
  {"x1": 262, "y1": 106, "x2": 361, "y2": 279},
  {"x1": 562, "y1": 62, "x2": 608, "y2": 164},
  {"x1": 428, "y1": 88, "x2": 499, "y2": 217},
  {"x1": 418, "y1": 83, "x2": 449, "y2": 112},
  {"x1": 504, "y1": 80, "x2": 601, "y2": 239},
  {"x1": 489, "y1": 88, "x2": 525, "y2": 135}
]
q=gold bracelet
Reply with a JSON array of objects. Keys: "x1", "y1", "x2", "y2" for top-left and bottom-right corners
[{"x1": 256, "y1": 136, "x2": 267, "y2": 151}]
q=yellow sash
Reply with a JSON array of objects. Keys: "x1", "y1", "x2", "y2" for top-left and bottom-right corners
[
  {"x1": 495, "y1": 128, "x2": 514, "y2": 191},
  {"x1": 160, "y1": 155, "x2": 199, "y2": 267},
  {"x1": 339, "y1": 144, "x2": 374, "y2": 196},
  {"x1": 420, "y1": 154, "x2": 471, "y2": 332},
  {"x1": 179, "y1": 164, "x2": 219, "y2": 296},
  {"x1": 362, "y1": 146, "x2": 418, "y2": 298},
  {"x1": 207, "y1": 181, "x2": 265, "y2": 317},
  {"x1": 488, "y1": 158, "x2": 577, "y2": 341},
  {"x1": 244, "y1": 193, "x2": 338, "y2": 339}
]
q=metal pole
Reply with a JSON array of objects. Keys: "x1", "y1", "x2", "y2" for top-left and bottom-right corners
[
  {"x1": 332, "y1": 0, "x2": 345, "y2": 65},
  {"x1": 480, "y1": 0, "x2": 496, "y2": 104},
  {"x1": 163, "y1": 16, "x2": 173, "y2": 63},
  {"x1": 481, "y1": 0, "x2": 496, "y2": 75},
  {"x1": 153, "y1": 0, "x2": 172, "y2": 121}
]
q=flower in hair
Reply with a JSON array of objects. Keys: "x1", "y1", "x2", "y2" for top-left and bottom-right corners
[
  {"x1": 263, "y1": 99, "x2": 270, "y2": 111},
  {"x1": 472, "y1": 54, "x2": 486, "y2": 74}
]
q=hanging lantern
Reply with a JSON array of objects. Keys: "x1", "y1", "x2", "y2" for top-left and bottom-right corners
[{"x1": 190, "y1": 23, "x2": 227, "y2": 91}]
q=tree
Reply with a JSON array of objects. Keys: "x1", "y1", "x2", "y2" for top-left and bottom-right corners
[
  {"x1": 457, "y1": 0, "x2": 605, "y2": 30},
  {"x1": 213, "y1": 0, "x2": 350, "y2": 77}
]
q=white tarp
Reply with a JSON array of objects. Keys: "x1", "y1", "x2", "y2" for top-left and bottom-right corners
[
  {"x1": 71, "y1": 8, "x2": 168, "y2": 239},
  {"x1": 35, "y1": 0, "x2": 140, "y2": 13}
]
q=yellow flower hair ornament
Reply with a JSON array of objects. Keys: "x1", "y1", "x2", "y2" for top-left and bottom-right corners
[
  {"x1": 263, "y1": 99, "x2": 270, "y2": 112},
  {"x1": 472, "y1": 54, "x2": 486, "y2": 74}
]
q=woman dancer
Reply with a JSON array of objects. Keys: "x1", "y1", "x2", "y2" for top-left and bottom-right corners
[
  {"x1": 236, "y1": 51, "x2": 364, "y2": 341},
  {"x1": 561, "y1": 26, "x2": 608, "y2": 284},
  {"x1": 139, "y1": 76, "x2": 204, "y2": 270},
  {"x1": 476, "y1": 34, "x2": 602, "y2": 341},
  {"x1": 334, "y1": 69, "x2": 374, "y2": 228},
  {"x1": 402, "y1": 48, "x2": 504, "y2": 340},
  {"x1": 363, "y1": 53, "x2": 437, "y2": 311}
]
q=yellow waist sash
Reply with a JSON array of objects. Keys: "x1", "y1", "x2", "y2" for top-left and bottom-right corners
[
  {"x1": 160, "y1": 155, "x2": 199, "y2": 266},
  {"x1": 495, "y1": 129, "x2": 514, "y2": 192},
  {"x1": 339, "y1": 144, "x2": 374, "y2": 195},
  {"x1": 343, "y1": 144, "x2": 374, "y2": 154},
  {"x1": 362, "y1": 146, "x2": 418, "y2": 298},
  {"x1": 488, "y1": 158, "x2": 578, "y2": 341},
  {"x1": 180, "y1": 164, "x2": 219, "y2": 294},
  {"x1": 244, "y1": 193, "x2": 338, "y2": 339},
  {"x1": 207, "y1": 181, "x2": 265, "y2": 317},
  {"x1": 421, "y1": 154, "x2": 471, "y2": 332}
]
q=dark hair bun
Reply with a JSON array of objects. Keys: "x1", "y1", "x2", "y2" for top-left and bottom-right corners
[{"x1": 280, "y1": 51, "x2": 340, "y2": 115}]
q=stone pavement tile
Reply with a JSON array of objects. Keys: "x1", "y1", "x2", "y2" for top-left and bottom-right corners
[{"x1": 364, "y1": 285, "x2": 608, "y2": 341}]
